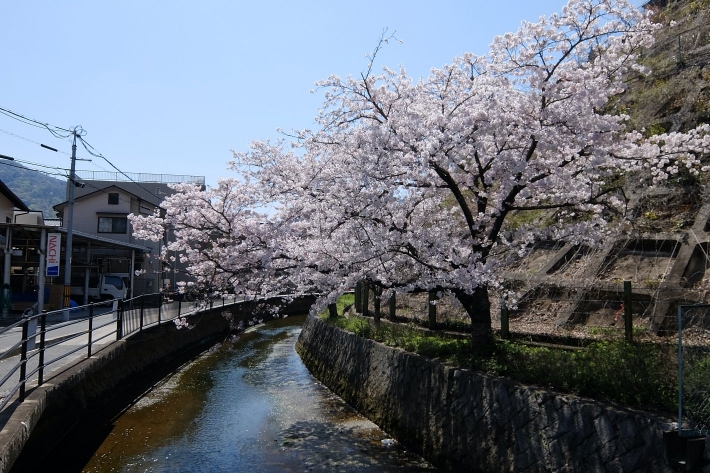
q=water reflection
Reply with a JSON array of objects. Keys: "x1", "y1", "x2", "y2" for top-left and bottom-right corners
[{"x1": 79, "y1": 316, "x2": 437, "y2": 472}]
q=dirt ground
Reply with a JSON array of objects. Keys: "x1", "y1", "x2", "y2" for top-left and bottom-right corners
[{"x1": 366, "y1": 290, "x2": 710, "y2": 344}]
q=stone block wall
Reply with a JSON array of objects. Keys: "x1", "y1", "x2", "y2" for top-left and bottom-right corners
[{"x1": 296, "y1": 315, "x2": 682, "y2": 472}]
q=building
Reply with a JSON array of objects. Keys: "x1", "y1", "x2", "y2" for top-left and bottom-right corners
[
  {"x1": 0, "y1": 180, "x2": 29, "y2": 223},
  {"x1": 53, "y1": 171, "x2": 205, "y2": 298}
]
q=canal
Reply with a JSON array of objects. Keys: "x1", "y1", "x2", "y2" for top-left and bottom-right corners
[{"x1": 19, "y1": 315, "x2": 438, "y2": 472}]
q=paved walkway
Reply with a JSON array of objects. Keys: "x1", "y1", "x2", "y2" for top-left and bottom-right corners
[
  {"x1": 0, "y1": 305, "x2": 119, "y2": 404},
  {"x1": 0, "y1": 296, "x2": 245, "y2": 407}
]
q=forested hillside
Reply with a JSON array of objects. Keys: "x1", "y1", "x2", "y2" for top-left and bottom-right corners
[
  {"x1": 0, "y1": 161, "x2": 65, "y2": 218},
  {"x1": 620, "y1": 0, "x2": 710, "y2": 133}
]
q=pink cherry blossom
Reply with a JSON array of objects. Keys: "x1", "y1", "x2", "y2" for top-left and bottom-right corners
[{"x1": 130, "y1": 0, "x2": 710, "y2": 349}]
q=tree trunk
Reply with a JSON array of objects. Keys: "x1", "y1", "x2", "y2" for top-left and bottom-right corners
[{"x1": 453, "y1": 286, "x2": 493, "y2": 353}]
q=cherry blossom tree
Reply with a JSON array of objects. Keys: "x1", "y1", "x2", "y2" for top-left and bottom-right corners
[{"x1": 132, "y1": 0, "x2": 710, "y2": 349}]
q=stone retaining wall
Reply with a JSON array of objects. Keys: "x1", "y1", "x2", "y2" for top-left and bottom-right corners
[{"x1": 295, "y1": 315, "x2": 684, "y2": 473}]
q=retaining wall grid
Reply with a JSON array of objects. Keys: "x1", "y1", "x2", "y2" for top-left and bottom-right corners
[{"x1": 296, "y1": 315, "x2": 693, "y2": 473}]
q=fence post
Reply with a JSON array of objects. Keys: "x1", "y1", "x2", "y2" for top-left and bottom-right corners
[
  {"x1": 624, "y1": 280, "x2": 633, "y2": 342},
  {"x1": 158, "y1": 294, "x2": 162, "y2": 326},
  {"x1": 678, "y1": 304, "x2": 684, "y2": 435},
  {"x1": 38, "y1": 312, "x2": 46, "y2": 386},
  {"x1": 500, "y1": 297, "x2": 510, "y2": 340},
  {"x1": 178, "y1": 299, "x2": 182, "y2": 317},
  {"x1": 388, "y1": 292, "x2": 396, "y2": 321},
  {"x1": 117, "y1": 299, "x2": 124, "y2": 340},
  {"x1": 362, "y1": 283, "x2": 369, "y2": 316},
  {"x1": 328, "y1": 303, "x2": 338, "y2": 318},
  {"x1": 428, "y1": 291, "x2": 437, "y2": 329},
  {"x1": 373, "y1": 286, "x2": 381, "y2": 324},
  {"x1": 139, "y1": 295, "x2": 145, "y2": 332},
  {"x1": 87, "y1": 303, "x2": 94, "y2": 358},
  {"x1": 19, "y1": 317, "x2": 29, "y2": 401},
  {"x1": 355, "y1": 281, "x2": 362, "y2": 313}
]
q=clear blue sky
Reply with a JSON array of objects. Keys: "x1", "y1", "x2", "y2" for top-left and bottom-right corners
[{"x1": 0, "y1": 0, "x2": 647, "y2": 189}]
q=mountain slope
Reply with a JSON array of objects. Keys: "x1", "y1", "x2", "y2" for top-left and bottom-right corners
[
  {"x1": 0, "y1": 161, "x2": 65, "y2": 218},
  {"x1": 620, "y1": 0, "x2": 710, "y2": 133}
]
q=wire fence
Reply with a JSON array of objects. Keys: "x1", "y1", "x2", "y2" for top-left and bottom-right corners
[
  {"x1": 354, "y1": 280, "x2": 710, "y2": 342},
  {"x1": 354, "y1": 277, "x2": 710, "y2": 436},
  {"x1": 677, "y1": 304, "x2": 710, "y2": 436}
]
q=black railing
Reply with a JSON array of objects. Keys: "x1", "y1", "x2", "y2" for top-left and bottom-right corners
[
  {"x1": 0, "y1": 301, "x2": 119, "y2": 412},
  {"x1": 0, "y1": 294, "x2": 232, "y2": 412},
  {"x1": 0, "y1": 292, "x2": 310, "y2": 413}
]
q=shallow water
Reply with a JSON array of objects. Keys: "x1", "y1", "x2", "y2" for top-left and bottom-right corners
[{"x1": 50, "y1": 315, "x2": 438, "y2": 472}]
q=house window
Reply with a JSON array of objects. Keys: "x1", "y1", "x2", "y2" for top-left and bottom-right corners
[
  {"x1": 98, "y1": 216, "x2": 128, "y2": 233},
  {"x1": 108, "y1": 193, "x2": 119, "y2": 205}
]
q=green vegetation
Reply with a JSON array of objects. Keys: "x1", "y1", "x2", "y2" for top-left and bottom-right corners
[
  {"x1": 0, "y1": 163, "x2": 65, "y2": 218},
  {"x1": 505, "y1": 209, "x2": 544, "y2": 230},
  {"x1": 619, "y1": 0, "x2": 710, "y2": 134},
  {"x1": 490, "y1": 340, "x2": 677, "y2": 412},
  {"x1": 328, "y1": 315, "x2": 473, "y2": 367},
  {"x1": 323, "y1": 294, "x2": 678, "y2": 413},
  {"x1": 318, "y1": 293, "x2": 355, "y2": 318},
  {"x1": 333, "y1": 293, "x2": 355, "y2": 316}
]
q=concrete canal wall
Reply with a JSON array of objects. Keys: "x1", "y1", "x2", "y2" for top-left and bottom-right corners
[
  {"x1": 0, "y1": 294, "x2": 316, "y2": 473},
  {"x1": 296, "y1": 315, "x2": 683, "y2": 473},
  {"x1": 0, "y1": 307, "x2": 233, "y2": 473}
]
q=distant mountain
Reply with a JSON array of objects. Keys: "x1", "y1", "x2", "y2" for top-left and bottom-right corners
[{"x1": 0, "y1": 161, "x2": 65, "y2": 218}]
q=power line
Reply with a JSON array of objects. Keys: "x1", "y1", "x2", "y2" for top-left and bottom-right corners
[
  {"x1": 0, "y1": 127, "x2": 72, "y2": 156},
  {"x1": 13, "y1": 158, "x2": 68, "y2": 173},
  {"x1": 0, "y1": 106, "x2": 73, "y2": 139},
  {"x1": 0, "y1": 105, "x2": 163, "y2": 201},
  {"x1": 0, "y1": 158, "x2": 67, "y2": 180},
  {"x1": 78, "y1": 136, "x2": 164, "y2": 201}
]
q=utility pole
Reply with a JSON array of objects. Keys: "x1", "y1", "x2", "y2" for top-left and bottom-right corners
[{"x1": 62, "y1": 131, "x2": 78, "y2": 321}]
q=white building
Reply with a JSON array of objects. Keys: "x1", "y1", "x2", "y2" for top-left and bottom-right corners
[{"x1": 53, "y1": 172, "x2": 205, "y2": 298}]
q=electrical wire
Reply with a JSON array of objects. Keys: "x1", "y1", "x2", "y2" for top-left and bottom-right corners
[
  {"x1": 77, "y1": 135, "x2": 166, "y2": 201},
  {"x1": 0, "y1": 106, "x2": 73, "y2": 139},
  {"x1": 0, "y1": 161, "x2": 153, "y2": 210},
  {"x1": 0, "y1": 127, "x2": 72, "y2": 156},
  {"x1": 0, "y1": 105, "x2": 165, "y2": 203},
  {"x1": 0, "y1": 158, "x2": 68, "y2": 180},
  {"x1": 12, "y1": 158, "x2": 69, "y2": 173}
]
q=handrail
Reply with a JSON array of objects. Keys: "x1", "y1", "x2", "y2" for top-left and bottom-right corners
[
  {"x1": 0, "y1": 291, "x2": 315, "y2": 413},
  {"x1": 0, "y1": 299, "x2": 123, "y2": 412}
]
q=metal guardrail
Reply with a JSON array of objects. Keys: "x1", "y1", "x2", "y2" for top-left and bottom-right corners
[
  {"x1": 0, "y1": 293, "x2": 241, "y2": 413},
  {"x1": 118, "y1": 293, "x2": 236, "y2": 338},
  {"x1": 74, "y1": 170, "x2": 205, "y2": 186},
  {"x1": 0, "y1": 301, "x2": 117, "y2": 412}
]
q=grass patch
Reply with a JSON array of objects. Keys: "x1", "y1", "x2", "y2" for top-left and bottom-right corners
[
  {"x1": 328, "y1": 316, "x2": 471, "y2": 365},
  {"x1": 325, "y1": 315, "x2": 678, "y2": 414},
  {"x1": 491, "y1": 340, "x2": 677, "y2": 412},
  {"x1": 318, "y1": 293, "x2": 356, "y2": 319}
]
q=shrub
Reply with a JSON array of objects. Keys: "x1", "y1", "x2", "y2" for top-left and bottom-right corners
[{"x1": 325, "y1": 315, "x2": 678, "y2": 414}]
